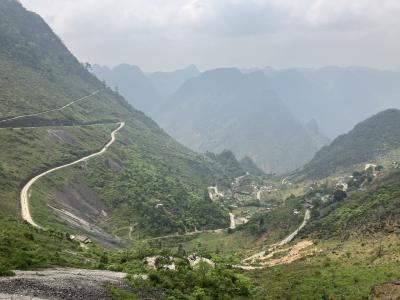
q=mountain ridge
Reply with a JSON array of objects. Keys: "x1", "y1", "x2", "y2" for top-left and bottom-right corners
[{"x1": 299, "y1": 108, "x2": 400, "y2": 179}]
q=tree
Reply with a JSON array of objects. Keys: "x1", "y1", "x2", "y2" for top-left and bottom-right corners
[{"x1": 333, "y1": 190, "x2": 347, "y2": 202}]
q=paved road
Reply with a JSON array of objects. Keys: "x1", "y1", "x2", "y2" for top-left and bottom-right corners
[
  {"x1": 20, "y1": 122, "x2": 125, "y2": 228},
  {"x1": 0, "y1": 90, "x2": 100, "y2": 124}
]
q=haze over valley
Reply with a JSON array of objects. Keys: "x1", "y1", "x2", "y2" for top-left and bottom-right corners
[{"x1": 1, "y1": 1, "x2": 400, "y2": 299}]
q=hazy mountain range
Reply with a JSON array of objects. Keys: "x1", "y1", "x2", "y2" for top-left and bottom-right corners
[
  {"x1": 256, "y1": 66, "x2": 400, "y2": 138},
  {"x1": 156, "y1": 68, "x2": 325, "y2": 174}
]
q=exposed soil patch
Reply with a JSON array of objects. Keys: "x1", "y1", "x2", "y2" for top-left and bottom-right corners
[
  {"x1": 54, "y1": 179, "x2": 123, "y2": 248},
  {"x1": 371, "y1": 281, "x2": 400, "y2": 299},
  {"x1": 263, "y1": 240, "x2": 315, "y2": 266},
  {"x1": 56, "y1": 180, "x2": 108, "y2": 224}
]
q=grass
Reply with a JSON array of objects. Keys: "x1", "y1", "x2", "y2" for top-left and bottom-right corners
[
  {"x1": 0, "y1": 215, "x2": 107, "y2": 274},
  {"x1": 181, "y1": 230, "x2": 258, "y2": 256},
  {"x1": 250, "y1": 236, "x2": 400, "y2": 299},
  {"x1": 106, "y1": 284, "x2": 141, "y2": 300}
]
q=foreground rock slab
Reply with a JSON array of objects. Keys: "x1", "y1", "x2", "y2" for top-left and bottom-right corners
[{"x1": 0, "y1": 268, "x2": 126, "y2": 300}]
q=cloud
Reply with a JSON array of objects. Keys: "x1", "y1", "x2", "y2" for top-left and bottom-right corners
[
  {"x1": 19, "y1": 0, "x2": 400, "y2": 70},
  {"x1": 21, "y1": 0, "x2": 400, "y2": 36}
]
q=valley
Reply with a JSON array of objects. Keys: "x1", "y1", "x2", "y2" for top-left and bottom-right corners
[{"x1": 1, "y1": 1, "x2": 400, "y2": 299}]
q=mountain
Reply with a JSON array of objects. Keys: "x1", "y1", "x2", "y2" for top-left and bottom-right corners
[
  {"x1": 0, "y1": 0, "x2": 243, "y2": 241},
  {"x1": 240, "y1": 156, "x2": 265, "y2": 176},
  {"x1": 147, "y1": 64, "x2": 200, "y2": 95},
  {"x1": 92, "y1": 64, "x2": 200, "y2": 117},
  {"x1": 205, "y1": 150, "x2": 246, "y2": 180},
  {"x1": 299, "y1": 109, "x2": 400, "y2": 179},
  {"x1": 92, "y1": 64, "x2": 163, "y2": 117},
  {"x1": 258, "y1": 66, "x2": 400, "y2": 138},
  {"x1": 156, "y1": 68, "x2": 324, "y2": 174}
]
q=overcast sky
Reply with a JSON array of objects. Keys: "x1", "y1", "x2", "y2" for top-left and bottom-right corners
[{"x1": 20, "y1": 0, "x2": 400, "y2": 72}]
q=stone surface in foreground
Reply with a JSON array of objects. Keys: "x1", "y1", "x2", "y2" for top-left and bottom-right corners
[{"x1": 0, "y1": 268, "x2": 126, "y2": 300}]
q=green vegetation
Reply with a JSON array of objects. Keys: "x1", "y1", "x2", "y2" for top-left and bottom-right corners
[
  {"x1": 206, "y1": 150, "x2": 246, "y2": 183},
  {"x1": 128, "y1": 259, "x2": 252, "y2": 299},
  {"x1": 180, "y1": 231, "x2": 258, "y2": 256},
  {"x1": 251, "y1": 252, "x2": 400, "y2": 299},
  {"x1": 304, "y1": 170, "x2": 400, "y2": 239},
  {"x1": 237, "y1": 196, "x2": 304, "y2": 241},
  {"x1": 106, "y1": 285, "x2": 141, "y2": 300},
  {"x1": 0, "y1": 216, "x2": 104, "y2": 274}
]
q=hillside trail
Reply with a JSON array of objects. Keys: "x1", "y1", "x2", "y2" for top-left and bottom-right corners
[
  {"x1": 0, "y1": 90, "x2": 125, "y2": 229},
  {"x1": 0, "y1": 90, "x2": 100, "y2": 124}
]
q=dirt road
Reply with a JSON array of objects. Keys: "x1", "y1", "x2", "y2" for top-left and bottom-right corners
[
  {"x1": 242, "y1": 209, "x2": 311, "y2": 263},
  {"x1": 20, "y1": 122, "x2": 125, "y2": 228},
  {"x1": 229, "y1": 212, "x2": 236, "y2": 229}
]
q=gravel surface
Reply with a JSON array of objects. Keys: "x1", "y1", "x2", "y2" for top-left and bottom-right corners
[
  {"x1": 0, "y1": 268, "x2": 127, "y2": 300},
  {"x1": 0, "y1": 293, "x2": 47, "y2": 300}
]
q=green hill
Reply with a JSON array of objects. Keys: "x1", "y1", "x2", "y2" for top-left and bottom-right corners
[
  {"x1": 299, "y1": 109, "x2": 400, "y2": 179},
  {"x1": 0, "y1": 0, "x2": 241, "y2": 240}
]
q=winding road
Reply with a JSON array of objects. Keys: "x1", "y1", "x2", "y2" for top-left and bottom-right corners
[
  {"x1": 0, "y1": 89, "x2": 126, "y2": 229},
  {"x1": 0, "y1": 90, "x2": 100, "y2": 124},
  {"x1": 20, "y1": 122, "x2": 125, "y2": 228}
]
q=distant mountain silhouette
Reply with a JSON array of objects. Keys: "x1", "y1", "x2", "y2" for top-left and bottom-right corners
[
  {"x1": 252, "y1": 66, "x2": 400, "y2": 138},
  {"x1": 148, "y1": 64, "x2": 200, "y2": 95},
  {"x1": 92, "y1": 64, "x2": 163, "y2": 117}
]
